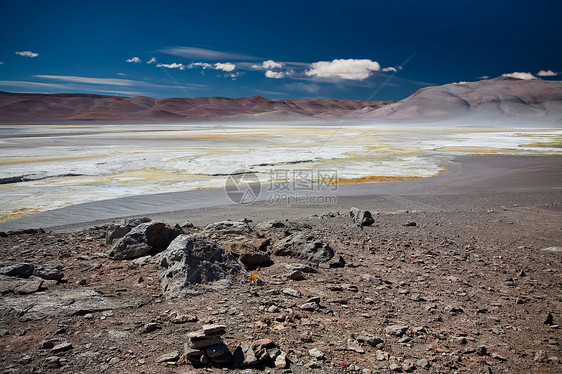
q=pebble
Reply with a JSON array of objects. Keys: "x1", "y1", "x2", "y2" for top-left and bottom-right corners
[
  {"x1": 143, "y1": 323, "x2": 159, "y2": 333},
  {"x1": 309, "y1": 348, "x2": 325, "y2": 359},
  {"x1": 51, "y1": 342, "x2": 73, "y2": 353},
  {"x1": 282, "y1": 287, "x2": 302, "y2": 297},
  {"x1": 156, "y1": 351, "x2": 180, "y2": 363},
  {"x1": 384, "y1": 324, "x2": 409, "y2": 337}
]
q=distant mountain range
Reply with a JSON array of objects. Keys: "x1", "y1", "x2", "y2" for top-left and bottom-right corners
[
  {"x1": 1, "y1": 77, "x2": 561, "y2": 123},
  {"x1": 367, "y1": 77, "x2": 562, "y2": 121}
]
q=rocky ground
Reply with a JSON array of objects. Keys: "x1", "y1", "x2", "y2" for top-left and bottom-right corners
[{"x1": 0, "y1": 200, "x2": 561, "y2": 373}]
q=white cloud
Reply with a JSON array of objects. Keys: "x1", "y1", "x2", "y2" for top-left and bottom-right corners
[
  {"x1": 284, "y1": 82, "x2": 320, "y2": 94},
  {"x1": 188, "y1": 62, "x2": 212, "y2": 69},
  {"x1": 478, "y1": 75, "x2": 490, "y2": 79},
  {"x1": 382, "y1": 67, "x2": 397, "y2": 73},
  {"x1": 0, "y1": 62, "x2": 4, "y2": 65},
  {"x1": 159, "y1": 46, "x2": 254, "y2": 60},
  {"x1": 0, "y1": 80, "x2": 68, "y2": 89},
  {"x1": 262, "y1": 60, "x2": 283, "y2": 69},
  {"x1": 147, "y1": 57, "x2": 156, "y2": 64},
  {"x1": 15, "y1": 51, "x2": 39, "y2": 58},
  {"x1": 265, "y1": 70, "x2": 285, "y2": 79},
  {"x1": 501, "y1": 72, "x2": 537, "y2": 80},
  {"x1": 116, "y1": 73, "x2": 127, "y2": 76},
  {"x1": 305, "y1": 59, "x2": 380, "y2": 80},
  {"x1": 33, "y1": 74, "x2": 206, "y2": 89},
  {"x1": 537, "y1": 69, "x2": 558, "y2": 77},
  {"x1": 126, "y1": 57, "x2": 142, "y2": 63},
  {"x1": 156, "y1": 62, "x2": 187, "y2": 70},
  {"x1": 214, "y1": 62, "x2": 235, "y2": 72}
]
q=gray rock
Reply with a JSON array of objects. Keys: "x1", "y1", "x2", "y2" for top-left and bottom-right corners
[
  {"x1": 282, "y1": 287, "x2": 302, "y2": 297},
  {"x1": 416, "y1": 358, "x2": 430, "y2": 368},
  {"x1": 0, "y1": 289, "x2": 129, "y2": 320},
  {"x1": 0, "y1": 263, "x2": 35, "y2": 278},
  {"x1": 283, "y1": 263, "x2": 318, "y2": 273},
  {"x1": 274, "y1": 232, "x2": 334, "y2": 263},
  {"x1": 158, "y1": 235, "x2": 244, "y2": 297},
  {"x1": 254, "y1": 220, "x2": 285, "y2": 230},
  {"x1": 202, "y1": 324, "x2": 226, "y2": 335},
  {"x1": 384, "y1": 325, "x2": 409, "y2": 337},
  {"x1": 309, "y1": 348, "x2": 325, "y2": 359},
  {"x1": 156, "y1": 351, "x2": 180, "y2": 363},
  {"x1": 232, "y1": 344, "x2": 258, "y2": 368},
  {"x1": 275, "y1": 351, "x2": 288, "y2": 368},
  {"x1": 34, "y1": 266, "x2": 64, "y2": 281},
  {"x1": 204, "y1": 220, "x2": 252, "y2": 235},
  {"x1": 14, "y1": 278, "x2": 43, "y2": 294},
  {"x1": 318, "y1": 211, "x2": 340, "y2": 219},
  {"x1": 299, "y1": 302, "x2": 320, "y2": 311},
  {"x1": 353, "y1": 333, "x2": 384, "y2": 347},
  {"x1": 51, "y1": 342, "x2": 73, "y2": 353},
  {"x1": 350, "y1": 207, "x2": 375, "y2": 226},
  {"x1": 143, "y1": 323, "x2": 159, "y2": 333},
  {"x1": 105, "y1": 217, "x2": 152, "y2": 244},
  {"x1": 108, "y1": 222, "x2": 182, "y2": 260}
]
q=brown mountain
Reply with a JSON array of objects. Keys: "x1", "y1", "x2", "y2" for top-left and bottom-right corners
[
  {"x1": 0, "y1": 92, "x2": 393, "y2": 123},
  {"x1": 1, "y1": 77, "x2": 561, "y2": 123},
  {"x1": 367, "y1": 77, "x2": 562, "y2": 121}
]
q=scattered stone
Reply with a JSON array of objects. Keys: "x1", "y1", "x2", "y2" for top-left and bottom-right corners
[
  {"x1": 274, "y1": 351, "x2": 288, "y2": 368},
  {"x1": 318, "y1": 211, "x2": 340, "y2": 219},
  {"x1": 41, "y1": 340, "x2": 55, "y2": 349},
  {"x1": 476, "y1": 345, "x2": 488, "y2": 356},
  {"x1": 534, "y1": 350, "x2": 547, "y2": 363},
  {"x1": 232, "y1": 344, "x2": 258, "y2": 367},
  {"x1": 252, "y1": 338, "x2": 275, "y2": 351},
  {"x1": 349, "y1": 207, "x2": 375, "y2": 227},
  {"x1": 0, "y1": 263, "x2": 35, "y2": 278},
  {"x1": 204, "y1": 220, "x2": 252, "y2": 235},
  {"x1": 287, "y1": 270, "x2": 305, "y2": 280},
  {"x1": 255, "y1": 221, "x2": 285, "y2": 230},
  {"x1": 401, "y1": 360, "x2": 415, "y2": 372},
  {"x1": 14, "y1": 278, "x2": 43, "y2": 294},
  {"x1": 283, "y1": 263, "x2": 317, "y2": 273},
  {"x1": 299, "y1": 302, "x2": 319, "y2": 311},
  {"x1": 45, "y1": 356, "x2": 61, "y2": 368},
  {"x1": 402, "y1": 221, "x2": 417, "y2": 227},
  {"x1": 384, "y1": 324, "x2": 409, "y2": 337},
  {"x1": 158, "y1": 235, "x2": 245, "y2": 298},
  {"x1": 329, "y1": 255, "x2": 346, "y2": 268},
  {"x1": 274, "y1": 232, "x2": 334, "y2": 263},
  {"x1": 353, "y1": 333, "x2": 384, "y2": 347},
  {"x1": 416, "y1": 358, "x2": 430, "y2": 369},
  {"x1": 282, "y1": 287, "x2": 302, "y2": 297},
  {"x1": 202, "y1": 324, "x2": 226, "y2": 335},
  {"x1": 309, "y1": 348, "x2": 325, "y2": 360},
  {"x1": 491, "y1": 353, "x2": 507, "y2": 361},
  {"x1": 108, "y1": 222, "x2": 182, "y2": 260},
  {"x1": 143, "y1": 322, "x2": 159, "y2": 333},
  {"x1": 389, "y1": 362, "x2": 402, "y2": 372},
  {"x1": 544, "y1": 313, "x2": 554, "y2": 325},
  {"x1": 51, "y1": 341, "x2": 73, "y2": 353},
  {"x1": 347, "y1": 337, "x2": 365, "y2": 353}
]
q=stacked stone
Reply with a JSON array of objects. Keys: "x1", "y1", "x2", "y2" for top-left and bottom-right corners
[{"x1": 183, "y1": 324, "x2": 230, "y2": 365}]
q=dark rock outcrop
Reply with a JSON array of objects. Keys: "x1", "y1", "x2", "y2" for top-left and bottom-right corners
[
  {"x1": 273, "y1": 232, "x2": 334, "y2": 263},
  {"x1": 158, "y1": 235, "x2": 245, "y2": 297},
  {"x1": 108, "y1": 222, "x2": 182, "y2": 260}
]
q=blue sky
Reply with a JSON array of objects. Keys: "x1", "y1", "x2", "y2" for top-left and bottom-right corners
[{"x1": 0, "y1": 0, "x2": 560, "y2": 100}]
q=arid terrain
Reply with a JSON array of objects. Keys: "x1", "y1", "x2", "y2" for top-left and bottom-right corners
[
  {"x1": 1, "y1": 77, "x2": 561, "y2": 123},
  {"x1": 0, "y1": 156, "x2": 560, "y2": 374}
]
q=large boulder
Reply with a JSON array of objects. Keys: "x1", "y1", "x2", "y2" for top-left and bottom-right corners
[
  {"x1": 158, "y1": 235, "x2": 245, "y2": 298},
  {"x1": 108, "y1": 222, "x2": 183, "y2": 260},
  {"x1": 273, "y1": 232, "x2": 334, "y2": 263},
  {"x1": 349, "y1": 207, "x2": 375, "y2": 226},
  {"x1": 105, "y1": 217, "x2": 152, "y2": 244}
]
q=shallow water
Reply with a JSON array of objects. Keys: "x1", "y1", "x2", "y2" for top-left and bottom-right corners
[{"x1": 0, "y1": 120, "x2": 560, "y2": 221}]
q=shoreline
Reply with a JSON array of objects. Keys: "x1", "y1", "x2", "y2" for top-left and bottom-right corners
[{"x1": 0, "y1": 154, "x2": 560, "y2": 233}]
